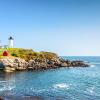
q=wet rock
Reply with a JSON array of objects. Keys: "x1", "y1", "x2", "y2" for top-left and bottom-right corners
[
  {"x1": 60, "y1": 62, "x2": 68, "y2": 67},
  {"x1": 71, "y1": 61, "x2": 89, "y2": 67},
  {"x1": 0, "y1": 97, "x2": 4, "y2": 100},
  {"x1": 4, "y1": 66, "x2": 16, "y2": 72},
  {"x1": 2, "y1": 95, "x2": 43, "y2": 100},
  {"x1": 0, "y1": 62, "x2": 5, "y2": 70}
]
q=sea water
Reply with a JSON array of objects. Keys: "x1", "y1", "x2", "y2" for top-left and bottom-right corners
[{"x1": 0, "y1": 56, "x2": 100, "y2": 100}]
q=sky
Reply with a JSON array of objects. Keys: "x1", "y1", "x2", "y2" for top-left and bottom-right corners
[{"x1": 0, "y1": 0, "x2": 100, "y2": 56}]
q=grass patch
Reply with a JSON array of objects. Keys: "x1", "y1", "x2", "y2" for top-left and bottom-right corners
[{"x1": 0, "y1": 48, "x2": 58, "y2": 61}]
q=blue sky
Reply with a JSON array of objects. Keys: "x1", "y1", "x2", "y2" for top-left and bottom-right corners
[{"x1": 0, "y1": 0, "x2": 100, "y2": 56}]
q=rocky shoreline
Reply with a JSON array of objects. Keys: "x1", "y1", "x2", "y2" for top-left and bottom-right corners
[{"x1": 0, "y1": 56, "x2": 89, "y2": 72}]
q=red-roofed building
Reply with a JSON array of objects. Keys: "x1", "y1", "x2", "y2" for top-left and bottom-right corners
[{"x1": 3, "y1": 51, "x2": 9, "y2": 56}]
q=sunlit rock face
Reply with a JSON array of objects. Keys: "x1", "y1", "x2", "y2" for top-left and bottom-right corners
[{"x1": 0, "y1": 57, "x2": 28, "y2": 72}]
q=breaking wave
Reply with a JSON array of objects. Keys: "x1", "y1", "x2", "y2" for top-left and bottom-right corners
[
  {"x1": 90, "y1": 65, "x2": 95, "y2": 67},
  {"x1": 53, "y1": 83, "x2": 70, "y2": 90},
  {"x1": 0, "y1": 86, "x2": 15, "y2": 91}
]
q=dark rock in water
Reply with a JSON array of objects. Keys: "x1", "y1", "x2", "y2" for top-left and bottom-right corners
[
  {"x1": 71, "y1": 61, "x2": 89, "y2": 67},
  {"x1": 0, "y1": 97, "x2": 4, "y2": 100},
  {"x1": 2, "y1": 95, "x2": 43, "y2": 100},
  {"x1": 0, "y1": 62, "x2": 5, "y2": 70},
  {"x1": 59, "y1": 58, "x2": 89, "y2": 67}
]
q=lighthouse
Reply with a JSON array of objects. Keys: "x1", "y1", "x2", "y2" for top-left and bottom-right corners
[{"x1": 9, "y1": 36, "x2": 14, "y2": 48}]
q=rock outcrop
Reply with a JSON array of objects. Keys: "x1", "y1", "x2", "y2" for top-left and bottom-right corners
[
  {"x1": 0, "y1": 57, "x2": 28, "y2": 72},
  {"x1": 0, "y1": 56, "x2": 89, "y2": 72}
]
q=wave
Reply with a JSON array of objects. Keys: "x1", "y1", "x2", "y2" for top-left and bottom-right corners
[
  {"x1": 0, "y1": 81, "x2": 15, "y2": 92},
  {"x1": 0, "y1": 81, "x2": 7, "y2": 83},
  {"x1": 26, "y1": 83, "x2": 70, "y2": 93},
  {"x1": 53, "y1": 83, "x2": 70, "y2": 90},
  {"x1": 86, "y1": 87, "x2": 95, "y2": 94},
  {"x1": 0, "y1": 86, "x2": 15, "y2": 91},
  {"x1": 85, "y1": 86, "x2": 100, "y2": 96},
  {"x1": 0, "y1": 80, "x2": 15, "y2": 83},
  {"x1": 90, "y1": 65, "x2": 95, "y2": 67}
]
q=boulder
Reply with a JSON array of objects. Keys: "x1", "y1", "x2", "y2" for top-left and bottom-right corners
[
  {"x1": 0, "y1": 62, "x2": 5, "y2": 70},
  {"x1": 61, "y1": 62, "x2": 68, "y2": 67},
  {"x1": 0, "y1": 97, "x2": 4, "y2": 100},
  {"x1": 71, "y1": 61, "x2": 89, "y2": 67},
  {"x1": 0, "y1": 57, "x2": 28, "y2": 72}
]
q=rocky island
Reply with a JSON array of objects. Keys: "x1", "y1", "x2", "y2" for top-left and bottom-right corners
[{"x1": 0, "y1": 48, "x2": 89, "y2": 72}]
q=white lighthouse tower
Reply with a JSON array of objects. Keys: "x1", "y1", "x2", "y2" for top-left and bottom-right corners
[{"x1": 9, "y1": 36, "x2": 14, "y2": 48}]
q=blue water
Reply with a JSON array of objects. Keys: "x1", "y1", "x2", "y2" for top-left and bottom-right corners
[{"x1": 0, "y1": 56, "x2": 100, "y2": 100}]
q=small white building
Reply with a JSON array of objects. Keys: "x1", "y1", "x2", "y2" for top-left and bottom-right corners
[{"x1": 0, "y1": 36, "x2": 14, "y2": 49}]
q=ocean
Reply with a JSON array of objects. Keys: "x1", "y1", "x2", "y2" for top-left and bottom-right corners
[{"x1": 0, "y1": 56, "x2": 100, "y2": 100}]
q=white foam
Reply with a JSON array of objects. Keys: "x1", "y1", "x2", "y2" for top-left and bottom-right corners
[
  {"x1": 0, "y1": 82, "x2": 15, "y2": 91},
  {"x1": 86, "y1": 86, "x2": 95, "y2": 95},
  {"x1": 0, "y1": 86, "x2": 15, "y2": 91},
  {"x1": 90, "y1": 65, "x2": 95, "y2": 67},
  {"x1": 53, "y1": 83, "x2": 70, "y2": 90},
  {"x1": 36, "y1": 89, "x2": 46, "y2": 92},
  {"x1": 0, "y1": 80, "x2": 15, "y2": 83},
  {"x1": 0, "y1": 81, "x2": 7, "y2": 83},
  {"x1": 0, "y1": 80, "x2": 15, "y2": 92},
  {"x1": 28, "y1": 83, "x2": 70, "y2": 93}
]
